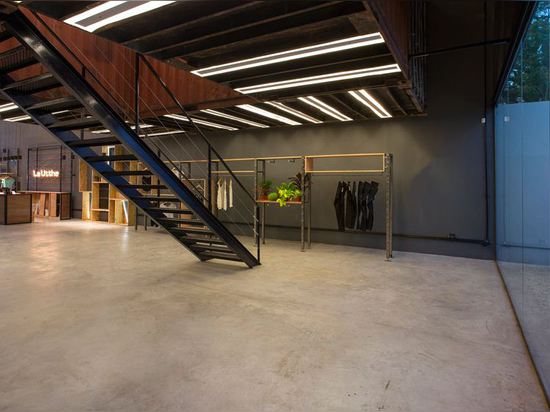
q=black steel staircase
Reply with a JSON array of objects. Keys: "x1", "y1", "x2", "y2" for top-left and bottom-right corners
[{"x1": 0, "y1": 9, "x2": 260, "y2": 267}]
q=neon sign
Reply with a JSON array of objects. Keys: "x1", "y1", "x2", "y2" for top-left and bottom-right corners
[{"x1": 32, "y1": 169, "x2": 60, "y2": 178}]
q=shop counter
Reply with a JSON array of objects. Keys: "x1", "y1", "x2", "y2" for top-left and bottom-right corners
[{"x1": 0, "y1": 193, "x2": 32, "y2": 225}]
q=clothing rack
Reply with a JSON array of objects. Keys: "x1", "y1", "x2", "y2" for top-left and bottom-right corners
[
  {"x1": 305, "y1": 153, "x2": 393, "y2": 260},
  {"x1": 169, "y1": 153, "x2": 393, "y2": 260}
]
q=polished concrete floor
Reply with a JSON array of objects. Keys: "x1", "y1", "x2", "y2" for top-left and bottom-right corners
[{"x1": 0, "y1": 220, "x2": 547, "y2": 412}]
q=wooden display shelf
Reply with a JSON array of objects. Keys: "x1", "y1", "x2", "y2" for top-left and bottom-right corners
[{"x1": 256, "y1": 200, "x2": 302, "y2": 205}]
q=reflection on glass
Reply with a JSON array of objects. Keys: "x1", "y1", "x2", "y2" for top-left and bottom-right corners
[{"x1": 496, "y1": 1, "x2": 550, "y2": 397}]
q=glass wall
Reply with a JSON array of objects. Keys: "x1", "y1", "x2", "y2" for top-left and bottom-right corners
[{"x1": 495, "y1": 2, "x2": 550, "y2": 397}]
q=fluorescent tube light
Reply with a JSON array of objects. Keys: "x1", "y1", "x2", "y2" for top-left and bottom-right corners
[
  {"x1": 92, "y1": 124, "x2": 154, "y2": 134},
  {"x1": 237, "y1": 105, "x2": 301, "y2": 126},
  {"x1": 265, "y1": 101, "x2": 321, "y2": 124},
  {"x1": 0, "y1": 103, "x2": 17, "y2": 112},
  {"x1": 4, "y1": 114, "x2": 31, "y2": 122},
  {"x1": 65, "y1": 1, "x2": 174, "y2": 33},
  {"x1": 298, "y1": 96, "x2": 352, "y2": 122},
  {"x1": 201, "y1": 109, "x2": 269, "y2": 128},
  {"x1": 235, "y1": 64, "x2": 401, "y2": 94},
  {"x1": 192, "y1": 33, "x2": 384, "y2": 78},
  {"x1": 140, "y1": 130, "x2": 187, "y2": 138},
  {"x1": 349, "y1": 89, "x2": 392, "y2": 118},
  {"x1": 164, "y1": 114, "x2": 238, "y2": 131}
]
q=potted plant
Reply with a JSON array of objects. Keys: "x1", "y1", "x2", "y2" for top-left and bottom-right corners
[
  {"x1": 258, "y1": 180, "x2": 272, "y2": 201},
  {"x1": 275, "y1": 181, "x2": 301, "y2": 207},
  {"x1": 267, "y1": 192, "x2": 278, "y2": 202},
  {"x1": 288, "y1": 173, "x2": 310, "y2": 202}
]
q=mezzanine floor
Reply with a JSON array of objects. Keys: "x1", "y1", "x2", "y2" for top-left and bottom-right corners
[{"x1": 0, "y1": 220, "x2": 546, "y2": 411}]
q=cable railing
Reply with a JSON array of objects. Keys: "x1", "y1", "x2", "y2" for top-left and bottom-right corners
[{"x1": 27, "y1": 9, "x2": 260, "y2": 258}]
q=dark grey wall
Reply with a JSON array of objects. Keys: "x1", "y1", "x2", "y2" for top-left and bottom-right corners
[
  {"x1": 0, "y1": 120, "x2": 82, "y2": 214},
  {"x1": 199, "y1": 46, "x2": 493, "y2": 259}
]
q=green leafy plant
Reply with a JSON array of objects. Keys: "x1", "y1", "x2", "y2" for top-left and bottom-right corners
[
  {"x1": 267, "y1": 192, "x2": 278, "y2": 202},
  {"x1": 258, "y1": 180, "x2": 272, "y2": 199},
  {"x1": 288, "y1": 172, "x2": 311, "y2": 191},
  {"x1": 275, "y1": 181, "x2": 301, "y2": 207}
]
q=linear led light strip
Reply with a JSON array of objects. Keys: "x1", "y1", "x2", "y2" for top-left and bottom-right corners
[
  {"x1": 265, "y1": 101, "x2": 321, "y2": 124},
  {"x1": 349, "y1": 89, "x2": 392, "y2": 118},
  {"x1": 237, "y1": 105, "x2": 301, "y2": 126},
  {"x1": 92, "y1": 124, "x2": 154, "y2": 134},
  {"x1": 298, "y1": 96, "x2": 352, "y2": 122},
  {"x1": 0, "y1": 103, "x2": 17, "y2": 113},
  {"x1": 164, "y1": 114, "x2": 238, "y2": 131},
  {"x1": 4, "y1": 114, "x2": 31, "y2": 122},
  {"x1": 65, "y1": 1, "x2": 174, "y2": 33},
  {"x1": 192, "y1": 33, "x2": 384, "y2": 78},
  {"x1": 235, "y1": 64, "x2": 401, "y2": 95},
  {"x1": 201, "y1": 109, "x2": 269, "y2": 128},
  {"x1": 139, "y1": 130, "x2": 187, "y2": 138}
]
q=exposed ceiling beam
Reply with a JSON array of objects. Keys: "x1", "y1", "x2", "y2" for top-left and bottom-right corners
[{"x1": 148, "y1": 1, "x2": 366, "y2": 60}]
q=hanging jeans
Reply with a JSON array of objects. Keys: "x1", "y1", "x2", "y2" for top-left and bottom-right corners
[
  {"x1": 333, "y1": 181, "x2": 345, "y2": 231},
  {"x1": 366, "y1": 181, "x2": 379, "y2": 230},
  {"x1": 359, "y1": 181, "x2": 370, "y2": 231},
  {"x1": 345, "y1": 181, "x2": 357, "y2": 229}
]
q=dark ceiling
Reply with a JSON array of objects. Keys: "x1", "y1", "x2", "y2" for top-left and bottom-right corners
[{"x1": 6, "y1": 1, "x2": 534, "y2": 133}]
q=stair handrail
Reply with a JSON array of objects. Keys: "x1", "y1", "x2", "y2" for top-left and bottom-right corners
[
  {"x1": 28, "y1": 9, "x2": 208, "y2": 203},
  {"x1": 138, "y1": 55, "x2": 256, "y2": 204}
]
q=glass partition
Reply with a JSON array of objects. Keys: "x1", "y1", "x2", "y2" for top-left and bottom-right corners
[{"x1": 495, "y1": 1, "x2": 550, "y2": 397}]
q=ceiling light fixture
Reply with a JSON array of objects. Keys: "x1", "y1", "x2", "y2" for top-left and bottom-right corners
[
  {"x1": 0, "y1": 103, "x2": 17, "y2": 112},
  {"x1": 237, "y1": 105, "x2": 301, "y2": 126},
  {"x1": 298, "y1": 96, "x2": 352, "y2": 122},
  {"x1": 140, "y1": 130, "x2": 187, "y2": 138},
  {"x1": 92, "y1": 124, "x2": 154, "y2": 134},
  {"x1": 192, "y1": 33, "x2": 384, "y2": 78},
  {"x1": 349, "y1": 89, "x2": 392, "y2": 118},
  {"x1": 65, "y1": 1, "x2": 174, "y2": 33},
  {"x1": 4, "y1": 114, "x2": 31, "y2": 122},
  {"x1": 235, "y1": 64, "x2": 401, "y2": 94},
  {"x1": 164, "y1": 114, "x2": 238, "y2": 131},
  {"x1": 265, "y1": 101, "x2": 322, "y2": 124},
  {"x1": 201, "y1": 109, "x2": 269, "y2": 128}
]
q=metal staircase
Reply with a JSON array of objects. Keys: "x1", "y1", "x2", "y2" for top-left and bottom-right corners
[{"x1": 0, "y1": 9, "x2": 260, "y2": 268}]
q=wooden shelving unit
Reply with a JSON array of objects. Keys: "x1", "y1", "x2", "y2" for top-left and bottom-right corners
[{"x1": 79, "y1": 145, "x2": 136, "y2": 226}]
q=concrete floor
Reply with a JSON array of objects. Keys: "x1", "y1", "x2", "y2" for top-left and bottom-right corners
[{"x1": 0, "y1": 220, "x2": 547, "y2": 412}]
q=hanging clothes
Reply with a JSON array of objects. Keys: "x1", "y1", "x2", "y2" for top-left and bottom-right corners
[
  {"x1": 217, "y1": 179, "x2": 223, "y2": 211},
  {"x1": 356, "y1": 181, "x2": 363, "y2": 230},
  {"x1": 222, "y1": 178, "x2": 228, "y2": 211},
  {"x1": 359, "y1": 181, "x2": 370, "y2": 231},
  {"x1": 333, "y1": 181, "x2": 345, "y2": 231},
  {"x1": 228, "y1": 178, "x2": 233, "y2": 208},
  {"x1": 366, "y1": 181, "x2": 379, "y2": 231},
  {"x1": 345, "y1": 181, "x2": 357, "y2": 229}
]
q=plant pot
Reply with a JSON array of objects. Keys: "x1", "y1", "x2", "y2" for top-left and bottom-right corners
[
  {"x1": 293, "y1": 196, "x2": 302, "y2": 203},
  {"x1": 259, "y1": 194, "x2": 268, "y2": 201}
]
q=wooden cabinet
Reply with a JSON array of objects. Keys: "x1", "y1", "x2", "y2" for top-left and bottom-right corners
[
  {"x1": 21, "y1": 191, "x2": 71, "y2": 220},
  {"x1": 0, "y1": 193, "x2": 32, "y2": 225}
]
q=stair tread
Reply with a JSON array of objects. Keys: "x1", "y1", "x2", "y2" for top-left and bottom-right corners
[
  {"x1": 118, "y1": 184, "x2": 166, "y2": 190},
  {"x1": 68, "y1": 136, "x2": 120, "y2": 147},
  {"x1": 169, "y1": 226, "x2": 213, "y2": 235},
  {"x1": 85, "y1": 154, "x2": 137, "y2": 162},
  {"x1": 48, "y1": 117, "x2": 102, "y2": 130},
  {"x1": 26, "y1": 96, "x2": 83, "y2": 112},
  {"x1": 0, "y1": 46, "x2": 37, "y2": 73},
  {"x1": 189, "y1": 243, "x2": 233, "y2": 253},
  {"x1": 103, "y1": 170, "x2": 152, "y2": 176},
  {"x1": 134, "y1": 195, "x2": 180, "y2": 201},
  {"x1": 0, "y1": 30, "x2": 13, "y2": 43},
  {"x1": 3, "y1": 72, "x2": 60, "y2": 93},
  {"x1": 180, "y1": 235, "x2": 227, "y2": 245},
  {"x1": 147, "y1": 207, "x2": 192, "y2": 214},
  {"x1": 199, "y1": 250, "x2": 242, "y2": 262},
  {"x1": 157, "y1": 217, "x2": 204, "y2": 225}
]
